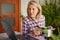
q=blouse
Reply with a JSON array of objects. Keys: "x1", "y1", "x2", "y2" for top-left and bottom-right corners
[{"x1": 22, "y1": 15, "x2": 45, "y2": 34}]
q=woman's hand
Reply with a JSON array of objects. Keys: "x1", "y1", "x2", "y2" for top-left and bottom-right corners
[{"x1": 31, "y1": 29, "x2": 42, "y2": 36}]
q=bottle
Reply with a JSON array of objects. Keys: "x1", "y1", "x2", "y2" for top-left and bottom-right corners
[{"x1": 47, "y1": 27, "x2": 51, "y2": 37}]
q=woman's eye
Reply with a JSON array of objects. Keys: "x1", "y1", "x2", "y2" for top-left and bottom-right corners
[
  {"x1": 28, "y1": 8, "x2": 31, "y2": 10},
  {"x1": 33, "y1": 8, "x2": 34, "y2": 10}
]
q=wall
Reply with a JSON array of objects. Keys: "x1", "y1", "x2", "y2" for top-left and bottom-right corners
[{"x1": 21, "y1": 0, "x2": 30, "y2": 17}]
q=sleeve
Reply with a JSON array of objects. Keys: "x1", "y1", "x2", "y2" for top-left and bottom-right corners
[
  {"x1": 22, "y1": 20, "x2": 28, "y2": 34},
  {"x1": 40, "y1": 15, "x2": 45, "y2": 27},
  {"x1": 42, "y1": 15, "x2": 45, "y2": 27},
  {"x1": 22, "y1": 20, "x2": 31, "y2": 39}
]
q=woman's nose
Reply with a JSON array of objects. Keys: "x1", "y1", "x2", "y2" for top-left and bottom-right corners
[{"x1": 30, "y1": 9, "x2": 33, "y2": 13}]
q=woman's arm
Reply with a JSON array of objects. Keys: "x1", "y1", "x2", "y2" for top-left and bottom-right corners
[
  {"x1": 39, "y1": 15, "x2": 45, "y2": 27},
  {"x1": 22, "y1": 21, "x2": 28, "y2": 34}
]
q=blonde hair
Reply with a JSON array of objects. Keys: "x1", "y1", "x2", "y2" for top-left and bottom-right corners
[{"x1": 27, "y1": 0, "x2": 42, "y2": 19}]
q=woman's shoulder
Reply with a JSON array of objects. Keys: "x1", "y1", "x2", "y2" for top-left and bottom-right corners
[
  {"x1": 23, "y1": 16, "x2": 29, "y2": 21},
  {"x1": 23, "y1": 16, "x2": 30, "y2": 23},
  {"x1": 40, "y1": 15, "x2": 45, "y2": 19}
]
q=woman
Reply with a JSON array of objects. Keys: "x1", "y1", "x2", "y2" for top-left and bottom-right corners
[{"x1": 22, "y1": 0, "x2": 46, "y2": 40}]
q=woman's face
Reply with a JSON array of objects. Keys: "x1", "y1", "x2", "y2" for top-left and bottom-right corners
[{"x1": 28, "y1": 4, "x2": 38, "y2": 18}]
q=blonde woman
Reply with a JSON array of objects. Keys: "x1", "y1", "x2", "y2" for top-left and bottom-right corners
[{"x1": 22, "y1": 0, "x2": 46, "y2": 40}]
